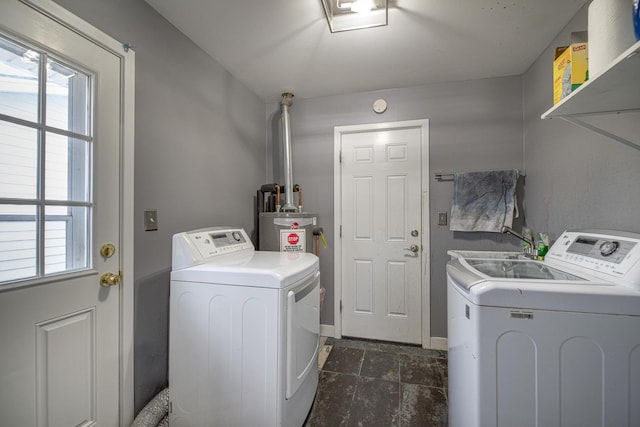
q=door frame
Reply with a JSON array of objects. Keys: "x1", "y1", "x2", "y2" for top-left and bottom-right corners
[
  {"x1": 22, "y1": 0, "x2": 136, "y2": 424},
  {"x1": 333, "y1": 119, "x2": 431, "y2": 348}
]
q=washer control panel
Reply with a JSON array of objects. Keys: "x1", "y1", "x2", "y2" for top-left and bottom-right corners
[
  {"x1": 566, "y1": 236, "x2": 634, "y2": 264},
  {"x1": 547, "y1": 230, "x2": 640, "y2": 287}
]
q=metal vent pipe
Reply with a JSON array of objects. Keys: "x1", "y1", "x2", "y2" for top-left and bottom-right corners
[{"x1": 280, "y1": 92, "x2": 297, "y2": 212}]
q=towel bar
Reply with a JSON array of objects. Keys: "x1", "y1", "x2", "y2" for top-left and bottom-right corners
[
  {"x1": 434, "y1": 172, "x2": 454, "y2": 182},
  {"x1": 434, "y1": 170, "x2": 524, "y2": 182}
]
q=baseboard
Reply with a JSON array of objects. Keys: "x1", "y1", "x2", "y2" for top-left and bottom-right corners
[
  {"x1": 320, "y1": 324, "x2": 335, "y2": 338},
  {"x1": 429, "y1": 336, "x2": 448, "y2": 351},
  {"x1": 321, "y1": 325, "x2": 447, "y2": 351}
]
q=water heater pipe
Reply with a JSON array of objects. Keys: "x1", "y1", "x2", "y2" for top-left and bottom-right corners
[
  {"x1": 295, "y1": 184, "x2": 302, "y2": 212},
  {"x1": 280, "y1": 93, "x2": 297, "y2": 212}
]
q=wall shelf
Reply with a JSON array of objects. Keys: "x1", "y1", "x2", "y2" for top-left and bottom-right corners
[
  {"x1": 541, "y1": 40, "x2": 640, "y2": 149},
  {"x1": 542, "y1": 40, "x2": 640, "y2": 118}
]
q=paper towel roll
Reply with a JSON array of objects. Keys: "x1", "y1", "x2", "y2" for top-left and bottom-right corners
[{"x1": 589, "y1": 0, "x2": 637, "y2": 77}]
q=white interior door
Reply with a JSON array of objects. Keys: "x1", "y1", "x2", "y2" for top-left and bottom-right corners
[
  {"x1": 0, "y1": 1, "x2": 127, "y2": 425},
  {"x1": 339, "y1": 124, "x2": 426, "y2": 344}
]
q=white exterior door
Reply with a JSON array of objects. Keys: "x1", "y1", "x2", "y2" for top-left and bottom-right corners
[
  {"x1": 338, "y1": 122, "x2": 428, "y2": 345},
  {"x1": 0, "y1": 1, "x2": 132, "y2": 425}
]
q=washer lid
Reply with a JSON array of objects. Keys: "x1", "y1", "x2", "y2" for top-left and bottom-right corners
[
  {"x1": 465, "y1": 259, "x2": 585, "y2": 281},
  {"x1": 171, "y1": 251, "x2": 319, "y2": 288},
  {"x1": 447, "y1": 258, "x2": 640, "y2": 316}
]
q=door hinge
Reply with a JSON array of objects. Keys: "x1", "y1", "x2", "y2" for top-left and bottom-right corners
[
  {"x1": 339, "y1": 225, "x2": 342, "y2": 238},
  {"x1": 339, "y1": 150, "x2": 342, "y2": 163},
  {"x1": 169, "y1": 401, "x2": 172, "y2": 414},
  {"x1": 340, "y1": 300, "x2": 343, "y2": 313}
]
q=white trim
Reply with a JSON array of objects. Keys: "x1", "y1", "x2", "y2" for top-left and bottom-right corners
[
  {"x1": 119, "y1": 42, "x2": 135, "y2": 427},
  {"x1": 429, "y1": 336, "x2": 448, "y2": 351},
  {"x1": 22, "y1": 1, "x2": 136, "y2": 424},
  {"x1": 333, "y1": 126, "x2": 343, "y2": 339},
  {"x1": 419, "y1": 120, "x2": 431, "y2": 350},
  {"x1": 333, "y1": 119, "x2": 430, "y2": 346},
  {"x1": 320, "y1": 323, "x2": 335, "y2": 338}
]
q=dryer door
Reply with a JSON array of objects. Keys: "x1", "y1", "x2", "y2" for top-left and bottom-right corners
[{"x1": 286, "y1": 270, "x2": 320, "y2": 399}]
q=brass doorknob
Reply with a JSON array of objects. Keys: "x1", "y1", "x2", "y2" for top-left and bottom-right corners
[{"x1": 100, "y1": 272, "x2": 121, "y2": 287}]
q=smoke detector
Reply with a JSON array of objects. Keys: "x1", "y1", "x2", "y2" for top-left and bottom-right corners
[{"x1": 373, "y1": 98, "x2": 387, "y2": 114}]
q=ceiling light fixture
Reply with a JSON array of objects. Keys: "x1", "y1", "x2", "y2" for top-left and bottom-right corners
[
  {"x1": 320, "y1": 0, "x2": 388, "y2": 33},
  {"x1": 350, "y1": 0, "x2": 374, "y2": 13}
]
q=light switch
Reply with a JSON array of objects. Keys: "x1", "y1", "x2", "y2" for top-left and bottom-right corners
[
  {"x1": 438, "y1": 212, "x2": 447, "y2": 226},
  {"x1": 144, "y1": 209, "x2": 158, "y2": 231}
]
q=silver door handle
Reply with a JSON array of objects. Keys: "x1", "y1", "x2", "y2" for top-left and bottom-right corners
[{"x1": 404, "y1": 244, "x2": 419, "y2": 253}]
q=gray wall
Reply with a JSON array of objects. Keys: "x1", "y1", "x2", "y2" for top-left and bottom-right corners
[
  {"x1": 523, "y1": 6, "x2": 640, "y2": 238},
  {"x1": 53, "y1": 0, "x2": 267, "y2": 413},
  {"x1": 267, "y1": 76, "x2": 526, "y2": 339}
]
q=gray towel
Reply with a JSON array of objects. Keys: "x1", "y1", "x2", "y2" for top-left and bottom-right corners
[{"x1": 449, "y1": 170, "x2": 519, "y2": 232}]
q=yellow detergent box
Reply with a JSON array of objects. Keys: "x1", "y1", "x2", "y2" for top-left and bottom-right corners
[{"x1": 553, "y1": 31, "x2": 588, "y2": 105}]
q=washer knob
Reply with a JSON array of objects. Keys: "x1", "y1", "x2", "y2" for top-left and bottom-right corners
[{"x1": 599, "y1": 241, "x2": 619, "y2": 256}]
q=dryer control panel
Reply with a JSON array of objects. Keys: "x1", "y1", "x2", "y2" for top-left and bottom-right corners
[
  {"x1": 546, "y1": 230, "x2": 640, "y2": 289},
  {"x1": 172, "y1": 227, "x2": 254, "y2": 269},
  {"x1": 188, "y1": 228, "x2": 252, "y2": 257}
]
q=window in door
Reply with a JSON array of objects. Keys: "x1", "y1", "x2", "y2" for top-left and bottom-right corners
[{"x1": 0, "y1": 34, "x2": 93, "y2": 284}]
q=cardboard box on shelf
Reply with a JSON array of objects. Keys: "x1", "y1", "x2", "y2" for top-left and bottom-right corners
[{"x1": 553, "y1": 31, "x2": 588, "y2": 105}]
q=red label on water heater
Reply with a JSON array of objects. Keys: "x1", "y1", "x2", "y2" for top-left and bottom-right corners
[{"x1": 280, "y1": 229, "x2": 305, "y2": 252}]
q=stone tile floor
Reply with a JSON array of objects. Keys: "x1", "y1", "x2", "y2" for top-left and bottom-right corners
[{"x1": 305, "y1": 337, "x2": 448, "y2": 427}]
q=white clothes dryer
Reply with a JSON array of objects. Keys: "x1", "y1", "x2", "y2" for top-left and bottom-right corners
[{"x1": 169, "y1": 227, "x2": 320, "y2": 427}]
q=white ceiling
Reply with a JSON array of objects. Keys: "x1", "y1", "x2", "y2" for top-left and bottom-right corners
[{"x1": 145, "y1": 0, "x2": 588, "y2": 103}]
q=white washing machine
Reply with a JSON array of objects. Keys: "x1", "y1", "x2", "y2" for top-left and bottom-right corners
[
  {"x1": 169, "y1": 227, "x2": 320, "y2": 427},
  {"x1": 447, "y1": 229, "x2": 640, "y2": 427}
]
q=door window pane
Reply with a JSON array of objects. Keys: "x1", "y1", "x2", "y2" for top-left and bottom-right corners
[
  {"x1": 0, "y1": 121, "x2": 38, "y2": 199},
  {"x1": 45, "y1": 133, "x2": 90, "y2": 202},
  {"x1": 44, "y1": 205, "x2": 90, "y2": 275},
  {"x1": 0, "y1": 37, "x2": 40, "y2": 122},
  {"x1": 46, "y1": 59, "x2": 90, "y2": 135},
  {"x1": 0, "y1": 205, "x2": 37, "y2": 282}
]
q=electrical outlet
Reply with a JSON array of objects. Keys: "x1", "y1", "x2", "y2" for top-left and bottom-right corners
[
  {"x1": 438, "y1": 212, "x2": 448, "y2": 226},
  {"x1": 144, "y1": 209, "x2": 158, "y2": 231}
]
